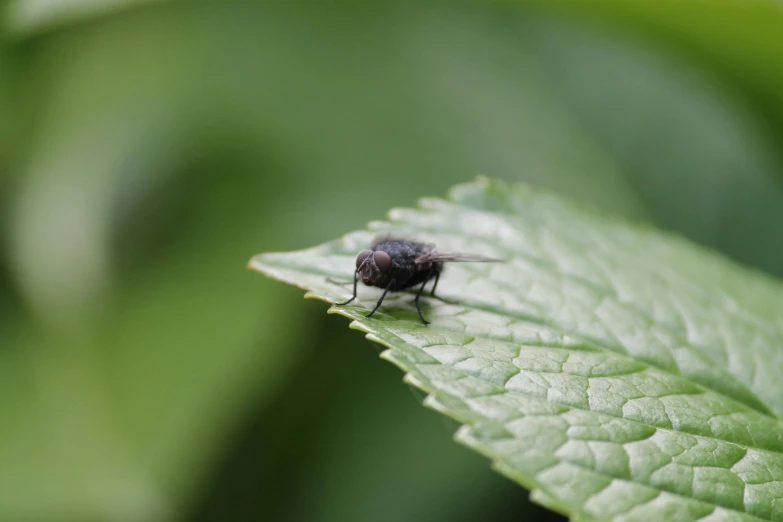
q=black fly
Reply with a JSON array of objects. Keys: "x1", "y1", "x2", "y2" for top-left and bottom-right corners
[{"x1": 335, "y1": 235, "x2": 501, "y2": 324}]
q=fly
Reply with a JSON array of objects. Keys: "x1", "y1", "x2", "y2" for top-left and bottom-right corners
[{"x1": 335, "y1": 235, "x2": 502, "y2": 324}]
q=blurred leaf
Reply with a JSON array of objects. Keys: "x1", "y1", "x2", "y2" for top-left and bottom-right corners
[
  {"x1": 182, "y1": 2, "x2": 651, "y2": 233},
  {"x1": 516, "y1": 0, "x2": 783, "y2": 138},
  {"x1": 0, "y1": 216, "x2": 308, "y2": 522},
  {"x1": 0, "y1": 30, "x2": 310, "y2": 518},
  {"x1": 4, "y1": 0, "x2": 160, "y2": 36},
  {"x1": 250, "y1": 178, "x2": 783, "y2": 521},
  {"x1": 522, "y1": 12, "x2": 783, "y2": 278}
]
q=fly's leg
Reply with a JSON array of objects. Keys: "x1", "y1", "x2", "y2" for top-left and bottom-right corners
[
  {"x1": 335, "y1": 270, "x2": 359, "y2": 306},
  {"x1": 429, "y1": 270, "x2": 441, "y2": 297},
  {"x1": 413, "y1": 269, "x2": 434, "y2": 325},
  {"x1": 366, "y1": 278, "x2": 395, "y2": 318}
]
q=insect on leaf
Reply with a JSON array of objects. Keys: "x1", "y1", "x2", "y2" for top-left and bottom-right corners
[{"x1": 248, "y1": 177, "x2": 783, "y2": 521}]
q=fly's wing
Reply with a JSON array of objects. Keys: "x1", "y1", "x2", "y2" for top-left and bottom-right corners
[{"x1": 414, "y1": 250, "x2": 503, "y2": 264}]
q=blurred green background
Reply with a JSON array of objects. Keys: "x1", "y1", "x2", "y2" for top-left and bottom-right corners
[{"x1": 2, "y1": 1, "x2": 783, "y2": 521}]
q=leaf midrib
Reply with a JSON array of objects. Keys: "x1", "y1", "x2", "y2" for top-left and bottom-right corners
[{"x1": 391, "y1": 220, "x2": 781, "y2": 347}]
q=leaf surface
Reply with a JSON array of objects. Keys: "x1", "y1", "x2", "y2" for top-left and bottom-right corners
[{"x1": 250, "y1": 178, "x2": 783, "y2": 521}]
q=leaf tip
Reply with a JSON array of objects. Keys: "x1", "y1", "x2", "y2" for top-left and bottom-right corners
[{"x1": 246, "y1": 254, "x2": 264, "y2": 273}]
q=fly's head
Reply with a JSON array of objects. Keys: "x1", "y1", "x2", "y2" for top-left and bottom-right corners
[{"x1": 355, "y1": 249, "x2": 393, "y2": 287}]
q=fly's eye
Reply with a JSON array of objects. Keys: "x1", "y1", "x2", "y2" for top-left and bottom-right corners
[
  {"x1": 356, "y1": 250, "x2": 372, "y2": 268},
  {"x1": 373, "y1": 250, "x2": 392, "y2": 273}
]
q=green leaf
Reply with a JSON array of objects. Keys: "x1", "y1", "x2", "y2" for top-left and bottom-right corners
[
  {"x1": 249, "y1": 177, "x2": 783, "y2": 521},
  {"x1": 4, "y1": 0, "x2": 162, "y2": 36},
  {"x1": 515, "y1": 0, "x2": 783, "y2": 132}
]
